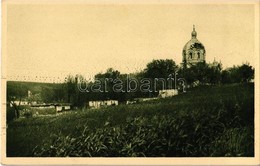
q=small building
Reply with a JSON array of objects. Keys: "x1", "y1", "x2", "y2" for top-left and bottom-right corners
[
  {"x1": 88, "y1": 100, "x2": 118, "y2": 109},
  {"x1": 54, "y1": 103, "x2": 72, "y2": 112},
  {"x1": 126, "y1": 97, "x2": 158, "y2": 105},
  {"x1": 30, "y1": 103, "x2": 71, "y2": 112},
  {"x1": 10, "y1": 100, "x2": 29, "y2": 107},
  {"x1": 158, "y1": 89, "x2": 178, "y2": 98},
  {"x1": 30, "y1": 101, "x2": 37, "y2": 105},
  {"x1": 126, "y1": 100, "x2": 137, "y2": 105}
]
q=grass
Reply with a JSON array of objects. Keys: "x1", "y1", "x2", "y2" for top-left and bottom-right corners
[
  {"x1": 6, "y1": 83, "x2": 254, "y2": 157},
  {"x1": 7, "y1": 105, "x2": 56, "y2": 122}
]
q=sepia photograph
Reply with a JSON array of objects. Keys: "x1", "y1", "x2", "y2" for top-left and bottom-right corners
[{"x1": 1, "y1": 0, "x2": 259, "y2": 165}]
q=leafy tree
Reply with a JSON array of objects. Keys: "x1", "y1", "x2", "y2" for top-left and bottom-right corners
[
  {"x1": 40, "y1": 84, "x2": 66, "y2": 103},
  {"x1": 207, "y1": 62, "x2": 222, "y2": 84},
  {"x1": 66, "y1": 75, "x2": 77, "y2": 103},
  {"x1": 94, "y1": 68, "x2": 121, "y2": 100},
  {"x1": 144, "y1": 59, "x2": 178, "y2": 79},
  {"x1": 179, "y1": 61, "x2": 222, "y2": 86},
  {"x1": 238, "y1": 63, "x2": 254, "y2": 83},
  {"x1": 7, "y1": 82, "x2": 28, "y2": 119},
  {"x1": 221, "y1": 63, "x2": 254, "y2": 84},
  {"x1": 143, "y1": 59, "x2": 178, "y2": 94},
  {"x1": 64, "y1": 74, "x2": 90, "y2": 107}
]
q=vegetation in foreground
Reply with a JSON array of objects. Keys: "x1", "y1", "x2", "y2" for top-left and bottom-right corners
[{"x1": 7, "y1": 83, "x2": 254, "y2": 157}]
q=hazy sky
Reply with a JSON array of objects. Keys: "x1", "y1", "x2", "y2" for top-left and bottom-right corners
[{"x1": 5, "y1": 3, "x2": 255, "y2": 82}]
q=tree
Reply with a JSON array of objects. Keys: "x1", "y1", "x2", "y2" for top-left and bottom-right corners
[
  {"x1": 221, "y1": 63, "x2": 254, "y2": 84},
  {"x1": 66, "y1": 75, "x2": 77, "y2": 103},
  {"x1": 144, "y1": 59, "x2": 178, "y2": 79},
  {"x1": 7, "y1": 82, "x2": 28, "y2": 119},
  {"x1": 207, "y1": 62, "x2": 222, "y2": 84},
  {"x1": 94, "y1": 68, "x2": 121, "y2": 100},
  {"x1": 238, "y1": 63, "x2": 254, "y2": 83},
  {"x1": 180, "y1": 62, "x2": 208, "y2": 86},
  {"x1": 75, "y1": 75, "x2": 89, "y2": 107},
  {"x1": 65, "y1": 74, "x2": 90, "y2": 106},
  {"x1": 179, "y1": 61, "x2": 222, "y2": 86},
  {"x1": 143, "y1": 59, "x2": 178, "y2": 94}
]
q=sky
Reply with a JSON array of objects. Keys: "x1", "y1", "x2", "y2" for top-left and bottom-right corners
[{"x1": 5, "y1": 2, "x2": 256, "y2": 82}]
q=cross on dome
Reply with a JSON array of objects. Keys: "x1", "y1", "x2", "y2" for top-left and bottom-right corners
[{"x1": 191, "y1": 25, "x2": 197, "y2": 38}]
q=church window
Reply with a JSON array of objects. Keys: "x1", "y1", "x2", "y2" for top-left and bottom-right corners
[
  {"x1": 189, "y1": 52, "x2": 192, "y2": 59},
  {"x1": 198, "y1": 52, "x2": 200, "y2": 59}
]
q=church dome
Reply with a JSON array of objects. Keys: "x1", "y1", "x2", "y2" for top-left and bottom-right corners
[
  {"x1": 182, "y1": 25, "x2": 206, "y2": 67},
  {"x1": 182, "y1": 38, "x2": 205, "y2": 52}
]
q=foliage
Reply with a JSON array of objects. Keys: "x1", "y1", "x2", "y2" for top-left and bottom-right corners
[
  {"x1": 221, "y1": 63, "x2": 254, "y2": 84},
  {"x1": 179, "y1": 62, "x2": 254, "y2": 86},
  {"x1": 143, "y1": 59, "x2": 178, "y2": 95},
  {"x1": 210, "y1": 127, "x2": 254, "y2": 156},
  {"x1": 143, "y1": 59, "x2": 178, "y2": 79},
  {"x1": 66, "y1": 75, "x2": 77, "y2": 103},
  {"x1": 6, "y1": 106, "x2": 16, "y2": 123},
  {"x1": 6, "y1": 61, "x2": 254, "y2": 109},
  {"x1": 7, "y1": 84, "x2": 254, "y2": 157},
  {"x1": 7, "y1": 82, "x2": 29, "y2": 119},
  {"x1": 22, "y1": 109, "x2": 33, "y2": 118},
  {"x1": 179, "y1": 62, "x2": 222, "y2": 86},
  {"x1": 26, "y1": 107, "x2": 56, "y2": 116},
  {"x1": 7, "y1": 81, "x2": 67, "y2": 104}
]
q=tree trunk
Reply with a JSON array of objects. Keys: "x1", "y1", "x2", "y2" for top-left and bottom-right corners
[{"x1": 10, "y1": 101, "x2": 20, "y2": 119}]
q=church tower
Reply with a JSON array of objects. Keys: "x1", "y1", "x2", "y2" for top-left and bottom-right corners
[{"x1": 182, "y1": 25, "x2": 206, "y2": 68}]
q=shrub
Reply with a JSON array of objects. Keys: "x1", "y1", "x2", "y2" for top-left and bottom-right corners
[
  {"x1": 6, "y1": 106, "x2": 16, "y2": 123},
  {"x1": 210, "y1": 127, "x2": 254, "y2": 156},
  {"x1": 22, "y1": 109, "x2": 33, "y2": 118}
]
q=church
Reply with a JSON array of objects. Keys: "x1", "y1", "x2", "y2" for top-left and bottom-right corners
[{"x1": 182, "y1": 25, "x2": 206, "y2": 68}]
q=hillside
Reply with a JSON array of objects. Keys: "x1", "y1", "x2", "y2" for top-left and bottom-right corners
[
  {"x1": 7, "y1": 83, "x2": 254, "y2": 157},
  {"x1": 7, "y1": 81, "x2": 67, "y2": 103},
  {"x1": 7, "y1": 81, "x2": 60, "y2": 93}
]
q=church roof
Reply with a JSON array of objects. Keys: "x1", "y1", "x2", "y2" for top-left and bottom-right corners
[{"x1": 183, "y1": 25, "x2": 205, "y2": 52}]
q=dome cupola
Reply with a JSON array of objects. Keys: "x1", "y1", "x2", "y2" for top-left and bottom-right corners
[{"x1": 182, "y1": 25, "x2": 206, "y2": 67}]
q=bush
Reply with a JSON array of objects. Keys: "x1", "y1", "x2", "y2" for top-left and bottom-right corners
[
  {"x1": 22, "y1": 109, "x2": 33, "y2": 118},
  {"x1": 6, "y1": 106, "x2": 16, "y2": 123},
  {"x1": 221, "y1": 63, "x2": 254, "y2": 84},
  {"x1": 210, "y1": 127, "x2": 254, "y2": 156},
  {"x1": 32, "y1": 111, "x2": 253, "y2": 157},
  {"x1": 30, "y1": 107, "x2": 56, "y2": 115}
]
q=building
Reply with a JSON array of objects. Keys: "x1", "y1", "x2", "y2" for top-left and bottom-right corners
[
  {"x1": 88, "y1": 100, "x2": 118, "y2": 109},
  {"x1": 30, "y1": 103, "x2": 72, "y2": 112},
  {"x1": 182, "y1": 25, "x2": 206, "y2": 68},
  {"x1": 158, "y1": 89, "x2": 178, "y2": 98},
  {"x1": 9, "y1": 100, "x2": 29, "y2": 107},
  {"x1": 209, "y1": 58, "x2": 221, "y2": 69},
  {"x1": 55, "y1": 104, "x2": 72, "y2": 112}
]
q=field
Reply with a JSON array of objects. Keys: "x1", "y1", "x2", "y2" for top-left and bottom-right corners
[{"x1": 6, "y1": 83, "x2": 254, "y2": 157}]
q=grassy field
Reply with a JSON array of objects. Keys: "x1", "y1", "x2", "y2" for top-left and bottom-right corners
[{"x1": 6, "y1": 83, "x2": 254, "y2": 157}]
